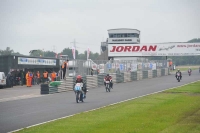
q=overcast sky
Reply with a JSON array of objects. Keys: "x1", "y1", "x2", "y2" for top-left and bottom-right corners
[{"x1": 0, "y1": 0, "x2": 200, "y2": 55}]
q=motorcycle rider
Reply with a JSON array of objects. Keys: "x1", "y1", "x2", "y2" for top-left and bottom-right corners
[
  {"x1": 188, "y1": 67, "x2": 192, "y2": 75},
  {"x1": 104, "y1": 74, "x2": 113, "y2": 89},
  {"x1": 175, "y1": 69, "x2": 182, "y2": 80},
  {"x1": 74, "y1": 75, "x2": 88, "y2": 98}
]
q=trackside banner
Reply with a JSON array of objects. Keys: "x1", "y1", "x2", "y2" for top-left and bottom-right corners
[{"x1": 108, "y1": 43, "x2": 200, "y2": 56}]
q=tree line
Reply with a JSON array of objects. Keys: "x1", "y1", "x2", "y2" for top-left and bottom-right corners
[{"x1": 0, "y1": 47, "x2": 100, "y2": 60}]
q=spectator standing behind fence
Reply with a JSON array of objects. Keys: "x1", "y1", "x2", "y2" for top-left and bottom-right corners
[
  {"x1": 20, "y1": 71, "x2": 24, "y2": 86},
  {"x1": 91, "y1": 69, "x2": 93, "y2": 76},
  {"x1": 36, "y1": 71, "x2": 40, "y2": 85},
  {"x1": 43, "y1": 71, "x2": 48, "y2": 83},
  {"x1": 7, "y1": 72, "x2": 13, "y2": 88},
  {"x1": 34, "y1": 72, "x2": 37, "y2": 85},
  {"x1": 62, "y1": 59, "x2": 69, "y2": 79},
  {"x1": 29, "y1": 72, "x2": 33, "y2": 87},
  {"x1": 51, "y1": 71, "x2": 56, "y2": 81},
  {"x1": 26, "y1": 71, "x2": 30, "y2": 87},
  {"x1": 32, "y1": 72, "x2": 34, "y2": 85}
]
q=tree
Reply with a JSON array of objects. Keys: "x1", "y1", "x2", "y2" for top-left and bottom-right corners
[
  {"x1": 187, "y1": 38, "x2": 200, "y2": 43},
  {"x1": 0, "y1": 47, "x2": 14, "y2": 55},
  {"x1": 44, "y1": 51, "x2": 57, "y2": 58},
  {"x1": 78, "y1": 53, "x2": 86, "y2": 60},
  {"x1": 29, "y1": 50, "x2": 44, "y2": 57}
]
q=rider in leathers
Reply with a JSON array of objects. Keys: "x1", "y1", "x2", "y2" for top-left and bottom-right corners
[
  {"x1": 188, "y1": 67, "x2": 192, "y2": 75},
  {"x1": 175, "y1": 69, "x2": 182, "y2": 80},
  {"x1": 104, "y1": 74, "x2": 113, "y2": 89},
  {"x1": 75, "y1": 75, "x2": 88, "y2": 98}
]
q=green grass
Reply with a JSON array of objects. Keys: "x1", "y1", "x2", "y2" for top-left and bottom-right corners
[
  {"x1": 17, "y1": 81, "x2": 200, "y2": 133},
  {"x1": 176, "y1": 66, "x2": 199, "y2": 72}
]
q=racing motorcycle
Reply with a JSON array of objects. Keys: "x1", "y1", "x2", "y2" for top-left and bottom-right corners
[
  {"x1": 176, "y1": 72, "x2": 181, "y2": 82},
  {"x1": 188, "y1": 70, "x2": 192, "y2": 76},
  {"x1": 74, "y1": 83, "x2": 84, "y2": 103},
  {"x1": 105, "y1": 80, "x2": 111, "y2": 92}
]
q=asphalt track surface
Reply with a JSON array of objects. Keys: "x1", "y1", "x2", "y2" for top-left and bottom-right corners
[{"x1": 0, "y1": 70, "x2": 200, "y2": 133}]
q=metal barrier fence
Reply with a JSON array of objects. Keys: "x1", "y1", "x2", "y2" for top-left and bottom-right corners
[
  {"x1": 66, "y1": 59, "x2": 168, "y2": 77},
  {"x1": 41, "y1": 67, "x2": 170, "y2": 94}
]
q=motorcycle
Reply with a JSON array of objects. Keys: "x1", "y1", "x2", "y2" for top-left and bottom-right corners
[
  {"x1": 74, "y1": 83, "x2": 84, "y2": 103},
  {"x1": 188, "y1": 71, "x2": 191, "y2": 76},
  {"x1": 105, "y1": 80, "x2": 111, "y2": 92},
  {"x1": 176, "y1": 73, "x2": 181, "y2": 82}
]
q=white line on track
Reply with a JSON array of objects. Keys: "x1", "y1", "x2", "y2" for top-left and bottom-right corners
[{"x1": 9, "y1": 80, "x2": 200, "y2": 133}]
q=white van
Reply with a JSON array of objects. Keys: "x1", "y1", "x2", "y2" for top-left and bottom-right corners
[{"x1": 0, "y1": 72, "x2": 6, "y2": 88}]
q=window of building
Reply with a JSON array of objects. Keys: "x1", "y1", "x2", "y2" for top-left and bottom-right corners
[{"x1": 113, "y1": 34, "x2": 117, "y2": 38}]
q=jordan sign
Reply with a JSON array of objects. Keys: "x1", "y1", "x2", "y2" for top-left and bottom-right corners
[{"x1": 108, "y1": 43, "x2": 200, "y2": 56}]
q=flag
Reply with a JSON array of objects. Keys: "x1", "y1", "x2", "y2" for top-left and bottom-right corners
[
  {"x1": 72, "y1": 46, "x2": 76, "y2": 59},
  {"x1": 87, "y1": 47, "x2": 90, "y2": 60}
]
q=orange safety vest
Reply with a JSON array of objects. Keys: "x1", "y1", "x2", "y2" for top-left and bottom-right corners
[
  {"x1": 62, "y1": 62, "x2": 67, "y2": 69},
  {"x1": 51, "y1": 73, "x2": 55, "y2": 78},
  {"x1": 26, "y1": 73, "x2": 29, "y2": 79}
]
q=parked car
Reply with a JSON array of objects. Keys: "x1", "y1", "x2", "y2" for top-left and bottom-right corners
[{"x1": 0, "y1": 72, "x2": 6, "y2": 88}]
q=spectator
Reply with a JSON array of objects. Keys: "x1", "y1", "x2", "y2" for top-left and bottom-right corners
[
  {"x1": 20, "y1": 71, "x2": 24, "y2": 86},
  {"x1": 43, "y1": 71, "x2": 48, "y2": 83},
  {"x1": 62, "y1": 59, "x2": 69, "y2": 79},
  {"x1": 51, "y1": 71, "x2": 56, "y2": 81},
  {"x1": 91, "y1": 69, "x2": 93, "y2": 76},
  {"x1": 29, "y1": 72, "x2": 33, "y2": 87},
  {"x1": 6, "y1": 72, "x2": 12, "y2": 88},
  {"x1": 26, "y1": 71, "x2": 30, "y2": 87},
  {"x1": 36, "y1": 71, "x2": 40, "y2": 85}
]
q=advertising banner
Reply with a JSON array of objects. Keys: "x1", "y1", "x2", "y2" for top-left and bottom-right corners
[
  {"x1": 131, "y1": 63, "x2": 137, "y2": 71},
  {"x1": 152, "y1": 63, "x2": 156, "y2": 70},
  {"x1": 108, "y1": 43, "x2": 200, "y2": 56},
  {"x1": 18, "y1": 57, "x2": 56, "y2": 66}
]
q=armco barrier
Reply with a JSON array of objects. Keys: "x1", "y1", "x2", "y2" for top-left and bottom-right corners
[
  {"x1": 161, "y1": 69, "x2": 165, "y2": 76},
  {"x1": 41, "y1": 83, "x2": 66, "y2": 94},
  {"x1": 41, "y1": 68, "x2": 170, "y2": 95},
  {"x1": 137, "y1": 71, "x2": 142, "y2": 80},
  {"x1": 98, "y1": 73, "x2": 106, "y2": 86},
  {"x1": 152, "y1": 70, "x2": 157, "y2": 78},
  {"x1": 116, "y1": 73, "x2": 122, "y2": 83},
  {"x1": 86, "y1": 75, "x2": 98, "y2": 89},
  {"x1": 121, "y1": 73, "x2": 124, "y2": 83},
  {"x1": 165, "y1": 68, "x2": 168, "y2": 75},
  {"x1": 148, "y1": 70, "x2": 152, "y2": 78},
  {"x1": 110, "y1": 73, "x2": 117, "y2": 83},
  {"x1": 131, "y1": 71, "x2": 137, "y2": 81},
  {"x1": 124, "y1": 72, "x2": 131, "y2": 82},
  {"x1": 142, "y1": 71, "x2": 148, "y2": 79},
  {"x1": 157, "y1": 69, "x2": 161, "y2": 77}
]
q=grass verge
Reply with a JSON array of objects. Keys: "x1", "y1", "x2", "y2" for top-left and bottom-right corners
[
  {"x1": 16, "y1": 81, "x2": 200, "y2": 133},
  {"x1": 176, "y1": 66, "x2": 199, "y2": 72}
]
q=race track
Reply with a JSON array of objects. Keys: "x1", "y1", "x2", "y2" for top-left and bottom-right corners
[{"x1": 0, "y1": 70, "x2": 199, "y2": 133}]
